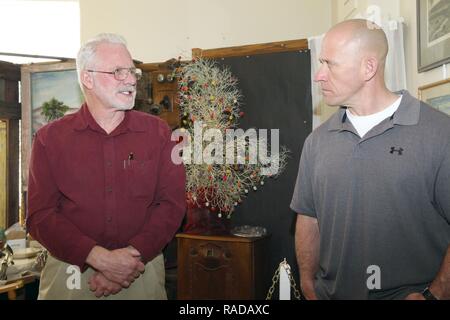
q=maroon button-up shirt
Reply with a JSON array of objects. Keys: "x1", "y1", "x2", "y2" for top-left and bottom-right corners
[{"x1": 27, "y1": 104, "x2": 186, "y2": 270}]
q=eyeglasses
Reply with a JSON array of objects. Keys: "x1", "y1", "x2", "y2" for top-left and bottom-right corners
[{"x1": 87, "y1": 67, "x2": 142, "y2": 81}]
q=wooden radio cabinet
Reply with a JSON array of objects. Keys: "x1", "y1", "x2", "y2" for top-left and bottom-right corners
[{"x1": 176, "y1": 233, "x2": 269, "y2": 300}]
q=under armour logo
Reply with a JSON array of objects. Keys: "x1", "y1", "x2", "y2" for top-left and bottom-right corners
[{"x1": 390, "y1": 147, "x2": 404, "y2": 155}]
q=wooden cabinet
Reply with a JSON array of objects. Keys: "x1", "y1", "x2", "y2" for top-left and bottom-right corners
[
  {"x1": 176, "y1": 233, "x2": 269, "y2": 300},
  {"x1": 137, "y1": 62, "x2": 180, "y2": 130}
]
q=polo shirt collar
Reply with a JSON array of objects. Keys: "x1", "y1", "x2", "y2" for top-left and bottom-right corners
[
  {"x1": 73, "y1": 103, "x2": 147, "y2": 133},
  {"x1": 328, "y1": 90, "x2": 420, "y2": 132}
]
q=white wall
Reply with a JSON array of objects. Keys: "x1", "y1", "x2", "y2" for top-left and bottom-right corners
[
  {"x1": 0, "y1": 0, "x2": 80, "y2": 63},
  {"x1": 80, "y1": 0, "x2": 332, "y2": 63},
  {"x1": 333, "y1": 0, "x2": 399, "y2": 24},
  {"x1": 332, "y1": 0, "x2": 449, "y2": 97}
]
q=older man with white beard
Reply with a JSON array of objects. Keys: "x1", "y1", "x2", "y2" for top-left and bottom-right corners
[{"x1": 27, "y1": 33, "x2": 186, "y2": 299}]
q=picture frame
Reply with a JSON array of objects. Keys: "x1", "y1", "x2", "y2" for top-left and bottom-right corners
[
  {"x1": 417, "y1": 0, "x2": 450, "y2": 72},
  {"x1": 418, "y1": 78, "x2": 450, "y2": 116},
  {"x1": 21, "y1": 60, "x2": 84, "y2": 188}
]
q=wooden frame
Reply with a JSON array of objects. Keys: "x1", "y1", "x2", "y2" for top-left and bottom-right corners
[
  {"x1": 417, "y1": 0, "x2": 450, "y2": 72},
  {"x1": 192, "y1": 39, "x2": 308, "y2": 59},
  {"x1": 0, "y1": 119, "x2": 8, "y2": 229},
  {"x1": 0, "y1": 61, "x2": 20, "y2": 228},
  {"x1": 418, "y1": 78, "x2": 450, "y2": 115},
  {"x1": 21, "y1": 60, "x2": 83, "y2": 189}
]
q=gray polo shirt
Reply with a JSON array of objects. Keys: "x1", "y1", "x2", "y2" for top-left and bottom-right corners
[{"x1": 290, "y1": 90, "x2": 450, "y2": 299}]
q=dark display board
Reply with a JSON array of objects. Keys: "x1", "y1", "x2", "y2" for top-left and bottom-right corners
[{"x1": 216, "y1": 50, "x2": 312, "y2": 297}]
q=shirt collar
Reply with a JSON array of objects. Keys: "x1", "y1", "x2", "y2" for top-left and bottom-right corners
[
  {"x1": 73, "y1": 103, "x2": 147, "y2": 134},
  {"x1": 328, "y1": 90, "x2": 420, "y2": 132}
]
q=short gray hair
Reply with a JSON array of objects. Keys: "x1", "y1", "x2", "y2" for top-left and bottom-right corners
[{"x1": 76, "y1": 33, "x2": 128, "y2": 89}]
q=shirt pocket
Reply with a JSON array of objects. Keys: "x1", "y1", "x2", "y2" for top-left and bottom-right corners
[{"x1": 127, "y1": 159, "x2": 157, "y2": 199}]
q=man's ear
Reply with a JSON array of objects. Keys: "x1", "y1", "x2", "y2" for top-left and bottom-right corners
[
  {"x1": 363, "y1": 56, "x2": 378, "y2": 81},
  {"x1": 80, "y1": 70, "x2": 94, "y2": 90}
]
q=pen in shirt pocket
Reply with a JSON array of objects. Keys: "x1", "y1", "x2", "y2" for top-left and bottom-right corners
[{"x1": 123, "y1": 152, "x2": 134, "y2": 169}]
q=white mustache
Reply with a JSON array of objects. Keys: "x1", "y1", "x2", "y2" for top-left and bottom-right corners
[{"x1": 118, "y1": 88, "x2": 136, "y2": 93}]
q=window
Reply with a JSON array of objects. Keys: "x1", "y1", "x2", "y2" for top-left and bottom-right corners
[{"x1": 0, "y1": 0, "x2": 80, "y2": 64}]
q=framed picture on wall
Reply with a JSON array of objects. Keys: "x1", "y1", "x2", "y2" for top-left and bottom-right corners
[
  {"x1": 417, "y1": 0, "x2": 450, "y2": 72},
  {"x1": 418, "y1": 78, "x2": 450, "y2": 115},
  {"x1": 21, "y1": 61, "x2": 84, "y2": 188}
]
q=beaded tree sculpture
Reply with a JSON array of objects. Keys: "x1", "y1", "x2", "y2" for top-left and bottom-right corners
[{"x1": 177, "y1": 58, "x2": 288, "y2": 221}]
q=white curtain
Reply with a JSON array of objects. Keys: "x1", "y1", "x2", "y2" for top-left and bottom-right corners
[{"x1": 309, "y1": 19, "x2": 407, "y2": 130}]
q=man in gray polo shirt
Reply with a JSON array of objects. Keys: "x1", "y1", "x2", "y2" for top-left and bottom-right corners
[{"x1": 291, "y1": 19, "x2": 450, "y2": 300}]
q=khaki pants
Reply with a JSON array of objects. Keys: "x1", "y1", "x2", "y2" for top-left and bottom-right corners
[{"x1": 38, "y1": 253, "x2": 167, "y2": 300}]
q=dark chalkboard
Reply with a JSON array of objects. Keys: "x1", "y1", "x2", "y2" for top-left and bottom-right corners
[{"x1": 216, "y1": 50, "x2": 312, "y2": 297}]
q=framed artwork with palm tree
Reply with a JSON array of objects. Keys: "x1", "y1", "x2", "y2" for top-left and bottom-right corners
[{"x1": 21, "y1": 60, "x2": 83, "y2": 188}]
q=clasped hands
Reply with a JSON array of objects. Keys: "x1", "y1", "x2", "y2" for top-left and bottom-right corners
[{"x1": 86, "y1": 245, "x2": 145, "y2": 298}]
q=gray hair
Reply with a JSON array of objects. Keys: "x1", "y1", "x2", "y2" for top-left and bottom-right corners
[{"x1": 76, "y1": 33, "x2": 128, "y2": 89}]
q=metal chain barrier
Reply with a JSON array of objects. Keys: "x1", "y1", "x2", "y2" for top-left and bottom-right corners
[{"x1": 266, "y1": 258, "x2": 302, "y2": 300}]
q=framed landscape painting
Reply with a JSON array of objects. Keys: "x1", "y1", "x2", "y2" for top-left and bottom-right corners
[
  {"x1": 417, "y1": 0, "x2": 450, "y2": 72},
  {"x1": 21, "y1": 61, "x2": 83, "y2": 187},
  {"x1": 418, "y1": 78, "x2": 450, "y2": 115}
]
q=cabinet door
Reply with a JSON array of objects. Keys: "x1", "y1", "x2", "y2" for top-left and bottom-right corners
[{"x1": 177, "y1": 238, "x2": 254, "y2": 299}]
